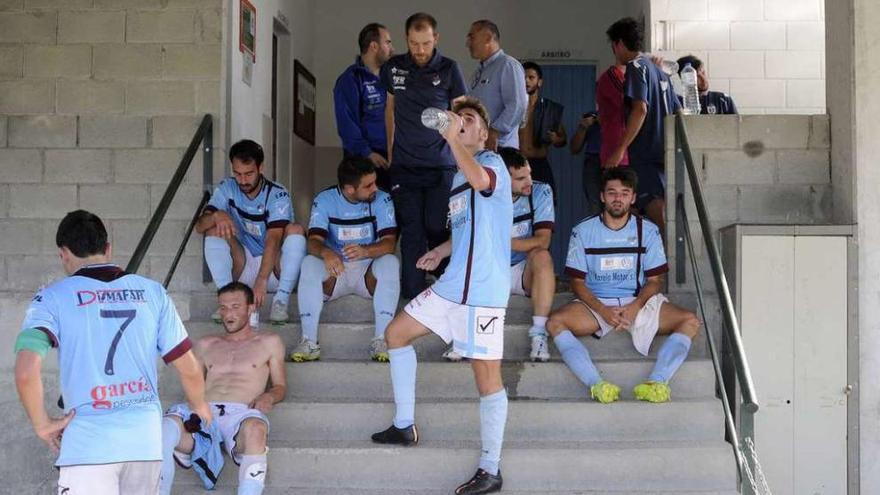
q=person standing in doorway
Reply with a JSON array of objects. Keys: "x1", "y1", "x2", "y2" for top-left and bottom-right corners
[
  {"x1": 333, "y1": 23, "x2": 395, "y2": 191},
  {"x1": 519, "y1": 61, "x2": 567, "y2": 195}
]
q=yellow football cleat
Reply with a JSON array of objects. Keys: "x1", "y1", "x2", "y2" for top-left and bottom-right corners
[
  {"x1": 590, "y1": 380, "x2": 621, "y2": 404},
  {"x1": 633, "y1": 381, "x2": 671, "y2": 403}
]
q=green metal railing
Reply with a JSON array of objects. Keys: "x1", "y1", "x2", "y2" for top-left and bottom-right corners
[
  {"x1": 125, "y1": 114, "x2": 213, "y2": 288},
  {"x1": 672, "y1": 114, "x2": 765, "y2": 493}
]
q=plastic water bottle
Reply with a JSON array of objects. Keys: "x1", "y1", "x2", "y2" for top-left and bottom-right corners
[
  {"x1": 680, "y1": 63, "x2": 701, "y2": 115},
  {"x1": 249, "y1": 311, "x2": 259, "y2": 329},
  {"x1": 421, "y1": 107, "x2": 452, "y2": 133}
]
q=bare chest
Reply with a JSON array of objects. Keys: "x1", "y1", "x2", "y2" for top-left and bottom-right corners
[{"x1": 203, "y1": 339, "x2": 269, "y2": 375}]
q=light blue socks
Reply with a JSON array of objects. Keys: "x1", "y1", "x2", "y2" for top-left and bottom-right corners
[
  {"x1": 159, "y1": 417, "x2": 181, "y2": 495},
  {"x1": 554, "y1": 330, "x2": 602, "y2": 386},
  {"x1": 478, "y1": 389, "x2": 508, "y2": 476},
  {"x1": 274, "y1": 234, "x2": 306, "y2": 304},
  {"x1": 371, "y1": 255, "x2": 400, "y2": 338},
  {"x1": 204, "y1": 236, "x2": 233, "y2": 289},
  {"x1": 297, "y1": 255, "x2": 326, "y2": 342},
  {"x1": 389, "y1": 345, "x2": 417, "y2": 428},
  {"x1": 649, "y1": 332, "x2": 692, "y2": 383}
]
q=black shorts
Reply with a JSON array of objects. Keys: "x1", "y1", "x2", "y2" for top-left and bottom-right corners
[{"x1": 628, "y1": 162, "x2": 666, "y2": 210}]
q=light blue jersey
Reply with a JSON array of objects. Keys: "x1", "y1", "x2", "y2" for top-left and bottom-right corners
[
  {"x1": 308, "y1": 187, "x2": 397, "y2": 259},
  {"x1": 433, "y1": 150, "x2": 512, "y2": 307},
  {"x1": 20, "y1": 264, "x2": 191, "y2": 467},
  {"x1": 511, "y1": 181, "x2": 555, "y2": 265},
  {"x1": 564, "y1": 214, "x2": 668, "y2": 298},
  {"x1": 206, "y1": 176, "x2": 294, "y2": 257}
]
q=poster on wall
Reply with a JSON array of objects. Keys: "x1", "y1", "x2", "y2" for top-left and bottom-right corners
[
  {"x1": 294, "y1": 60, "x2": 316, "y2": 145},
  {"x1": 239, "y1": 0, "x2": 256, "y2": 61}
]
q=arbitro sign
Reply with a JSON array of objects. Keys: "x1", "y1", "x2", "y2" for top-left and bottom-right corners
[{"x1": 541, "y1": 50, "x2": 572, "y2": 59}]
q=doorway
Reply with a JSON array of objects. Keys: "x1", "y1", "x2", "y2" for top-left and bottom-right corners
[
  {"x1": 271, "y1": 20, "x2": 292, "y2": 187},
  {"x1": 537, "y1": 63, "x2": 597, "y2": 273}
]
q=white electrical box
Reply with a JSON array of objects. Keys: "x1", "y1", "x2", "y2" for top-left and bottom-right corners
[{"x1": 720, "y1": 225, "x2": 852, "y2": 495}]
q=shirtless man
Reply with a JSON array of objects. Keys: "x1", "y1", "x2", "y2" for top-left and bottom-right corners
[
  {"x1": 159, "y1": 282, "x2": 287, "y2": 495},
  {"x1": 519, "y1": 61, "x2": 567, "y2": 195}
]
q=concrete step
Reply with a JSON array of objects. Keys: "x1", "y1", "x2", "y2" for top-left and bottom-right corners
[
  {"x1": 160, "y1": 360, "x2": 717, "y2": 402},
  {"x1": 170, "y1": 442, "x2": 737, "y2": 492},
  {"x1": 176, "y1": 489, "x2": 740, "y2": 495},
  {"x1": 189, "y1": 291, "x2": 576, "y2": 324},
  {"x1": 255, "y1": 399, "x2": 724, "y2": 444},
  {"x1": 185, "y1": 321, "x2": 710, "y2": 360}
]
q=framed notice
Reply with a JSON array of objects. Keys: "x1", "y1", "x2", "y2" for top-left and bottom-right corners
[
  {"x1": 294, "y1": 60, "x2": 316, "y2": 145},
  {"x1": 239, "y1": 0, "x2": 256, "y2": 61}
]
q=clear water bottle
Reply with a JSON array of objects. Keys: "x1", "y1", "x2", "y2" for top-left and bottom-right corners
[
  {"x1": 680, "y1": 63, "x2": 701, "y2": 115},
  {"x1": 249, "y1": 311, "x2": 259, "y2": 329},
  {"x1": 421, "y1": 107, "x2": 452, "y2": 133}
]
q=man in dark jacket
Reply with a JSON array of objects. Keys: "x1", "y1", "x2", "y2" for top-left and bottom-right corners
[
  {"x1": 333, "y1": 23, "x2": 395, "y2": 190},
  {"x1": 518, "y1": 61, "x2": 567, "y2": 194},
  {"x1": 380, "y1": 12, "x2": 467, "y2": 298}
]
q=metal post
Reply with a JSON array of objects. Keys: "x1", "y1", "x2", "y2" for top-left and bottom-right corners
[
  {"x1": 202, "y1": 117, "x2": 213, "y2": 284},
  {"x1": 675, "y1": 125, "x2": 687, "y2": 284}
]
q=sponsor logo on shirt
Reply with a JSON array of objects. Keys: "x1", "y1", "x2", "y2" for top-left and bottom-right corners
[
  {"x1": 600, "y1": 256, "x2": 634, "y2": 271},
  {"x1": 76, "y1": 289, "x2": 147, "y2": 307},
  {"x1": 337, "y1": 226, "x2": 371, "y2": 241},
  {"x1": 244, "y1": 221, "x2": 262, "y2": 237},
  {"x1": 512, "y1": 221, "x2": 530, "y2": 238},
  {"x1": 89, "y1": 376, "x2": 155, "y2": 410}
]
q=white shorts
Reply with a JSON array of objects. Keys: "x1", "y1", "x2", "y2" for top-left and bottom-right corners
[
  {"x1": 577, "y1": 293, "x2": 669, "y2": 356},
  {"x1": 509, "y1": 260, "x2": 529, "y2": 297},
  {"x1": 239, "y1": 249, "x2": 280, "y2": 291},
  {"x1": 57, "y1": 461, "x2": 161, "y2": 495},
  {"x1": 404, "y1": 288, "x2": 506, "y2": 360},
  {"x1": 166, "y1": 402, "x2": 270, "y2": 464},
  {"x1": 326, "y1": 259, "x2": 373, "y2": 301}
]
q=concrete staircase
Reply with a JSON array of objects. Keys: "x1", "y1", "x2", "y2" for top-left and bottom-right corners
[{"x1": 164, "y1": 293, "x2": 737, "y2": 494}]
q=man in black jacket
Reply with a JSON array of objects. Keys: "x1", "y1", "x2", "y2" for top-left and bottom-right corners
[{"x1": 518, "y1": 61, "x2": 567, "y2": 194}]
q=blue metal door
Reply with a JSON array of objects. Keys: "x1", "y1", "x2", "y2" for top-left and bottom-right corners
[{"x1": 538, "y1": 64, "x2": 597, "y2": 273}]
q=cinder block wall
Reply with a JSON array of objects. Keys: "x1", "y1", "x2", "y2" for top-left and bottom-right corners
[
  {"x1": 0, "y1": 1, "x2": 223, "y2": 489},
  {"x1": 0, "y1": 0, "x2": 223, "y2": 306},
  {"x1": 666, "y1": 114, "x2": 831, "y2": 333},
  {"x1": 651, "y1": 0, "x2": 825, "y2": 114}
]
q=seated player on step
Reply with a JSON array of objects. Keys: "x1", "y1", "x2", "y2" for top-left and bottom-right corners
[
  {"x1": 371, "y1": 97, "x2": 512, "y2": 495},
  {"x1": 196, "y1": 139, "x2": 306, "y2": 325},
  {"x1": 546, "y1": 167, "x2": 701, "y2": 403},
  {"x1": 442, "y1": 146, "x2": 556, "y2": 363},
  {"x1": 160, "y1": 282, "x2": 286, "y2": 495},
  {"x1": 291, "y1": 156, "x2": 400, "y2": 362}
]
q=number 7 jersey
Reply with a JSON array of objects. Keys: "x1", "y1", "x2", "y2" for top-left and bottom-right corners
[{"x1": 20, "y1": 264, "x2": 191, "y2": 466}]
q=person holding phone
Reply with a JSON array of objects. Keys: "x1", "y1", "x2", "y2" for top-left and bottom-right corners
[{"x1": 518, "y1": 61, "x2": 567, "y2": 195}]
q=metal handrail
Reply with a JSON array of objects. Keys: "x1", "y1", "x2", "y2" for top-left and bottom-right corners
[
  {"x1": 674, "y1": 114, "x2": 758, "y2": 413},
  {"x1": 126, "y1": 114, "x2": 213, "y2": 278},
  {"x1": 163, "y1": 191, "x2": 211, "y2": 288},
  {"x1": 676, "y1": 194, "x2": 746, "y2": 478}
]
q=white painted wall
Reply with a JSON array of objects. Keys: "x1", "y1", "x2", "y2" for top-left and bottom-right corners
[
  {"x1": 227, "y1": 0, "x2": 316, "y2": 223},
  {"x1": 650, "y1": 0, "x2": 825, "y2": 114}
]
